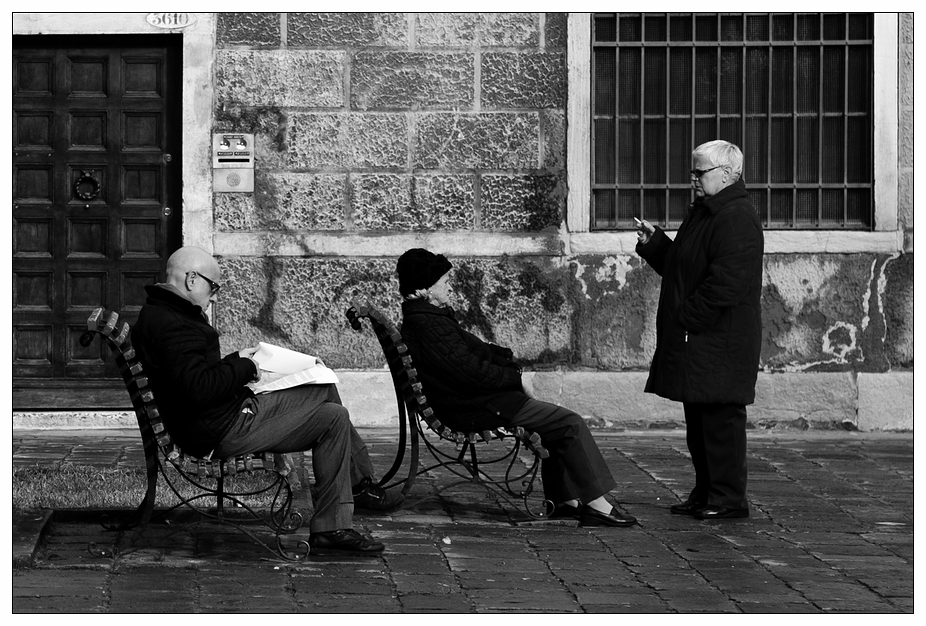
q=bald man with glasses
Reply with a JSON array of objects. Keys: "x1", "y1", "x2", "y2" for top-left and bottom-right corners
[{"x1": 131, "y1": 246, "x2": 400, "y2": 555}]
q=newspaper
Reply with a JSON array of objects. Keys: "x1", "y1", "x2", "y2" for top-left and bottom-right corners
[{"x1": 246, "y1": 342, "x2": 339, "y2": 394}]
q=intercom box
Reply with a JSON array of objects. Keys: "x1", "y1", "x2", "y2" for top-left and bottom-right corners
[{"x1": 213, "y1": 133, "x2": 255, "y2": 192}]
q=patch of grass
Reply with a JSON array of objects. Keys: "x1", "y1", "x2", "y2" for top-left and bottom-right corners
[{"x1": 13, "y1": 463, "x2": 285, "y2": 511}]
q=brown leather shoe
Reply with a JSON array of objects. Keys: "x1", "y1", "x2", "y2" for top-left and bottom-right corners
[
  {"x1": 695, "y1": 505, "x2": 749, "y2": 520},
  {"x1": 670, "y1": 500, "x2": 705, "y2": 516},
  {"x1": 352, "y1": 477, "x2": 404, "y2": 513},
  {"x1": 308, "y1": 529, "x2": 385, "y2": 556}
]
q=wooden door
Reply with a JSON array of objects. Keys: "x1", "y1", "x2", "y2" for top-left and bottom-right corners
[{"x1": 13, "y1": 35, "x2": 182, "y2": 409}]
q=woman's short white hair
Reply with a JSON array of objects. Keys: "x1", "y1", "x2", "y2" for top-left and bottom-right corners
[{"x1": 692, "y1": 140, "x2": 744, "y2": 182}]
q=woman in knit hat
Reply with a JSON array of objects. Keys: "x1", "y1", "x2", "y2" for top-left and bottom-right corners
[{"x1": 396, "y1": 248, "x2": 636, "y2": 527}]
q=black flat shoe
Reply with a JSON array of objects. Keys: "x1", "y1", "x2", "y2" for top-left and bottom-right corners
[
  {"x1": 695, "y1": 505, "x2": 749, "y2": 520},
  {"x1": 548, "y1": 503, "x2": 582, "y2": 520},
  {"x1": 308, "y1": 529, "x2": 385, "y2": 556},
  {"x1": 579, "y1": 505, "x2": 638, "y2": 527},
  {"x1": 669, "y1": 501, "x2": 705, "y2": 516}
]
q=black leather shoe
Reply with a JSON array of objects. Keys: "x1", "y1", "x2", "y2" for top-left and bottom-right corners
[
  {"x1": 670, "y1": 501, "x2": 705, "y2": 516},
  {"x1": 579, "y1": 505, "x2": 638, "y2": 527},
  {"x1": 308, "y1": 529, "x2": 385, "y2": 556},
  {"x1": 548, "y1": 503, "x2": 582, "y2": 520},
  {"x1": 695, "y1": 505, "x2": 749, "y2": 520},
  {"x1": 353, "y1": 477, "x2": 404, "y2": 513}
]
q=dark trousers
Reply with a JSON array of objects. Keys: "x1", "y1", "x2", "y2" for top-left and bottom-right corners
[
  {"x1": 509, "y1": 399, "x2": 617, "y2": 504},
  {"x1": 213, "y1": 384, "x2": 374, "y2": 533},
  {"x1": 683, "y1": 402, "x2": 748, "y2": 509}
]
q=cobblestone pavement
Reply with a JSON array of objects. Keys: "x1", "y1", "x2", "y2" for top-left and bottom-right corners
[{"x1": 13, "y1": 428, "x2": 914, "y2": 613}]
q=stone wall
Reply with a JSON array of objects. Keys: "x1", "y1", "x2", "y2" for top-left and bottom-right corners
[{"x1": 209, "y1": 12, "x2": 913, "y2": 431}]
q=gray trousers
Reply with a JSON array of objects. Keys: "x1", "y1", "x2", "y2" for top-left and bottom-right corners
[{"x1": 213, "y1": 384, "x2": 374, "y2": 533}]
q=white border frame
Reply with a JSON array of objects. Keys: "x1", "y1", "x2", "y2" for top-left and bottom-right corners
[{"x1": 566, "y1": 12, "x2": 903, "y2": 255}]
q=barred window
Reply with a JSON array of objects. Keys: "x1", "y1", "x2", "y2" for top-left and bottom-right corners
[{"x1": 591, "y1": 13, "x2": 874, "y2": 230}]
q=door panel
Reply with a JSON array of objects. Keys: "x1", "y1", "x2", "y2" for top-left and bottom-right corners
[{"x1": 13, "y1": 34, "x2": 182, "y2": 409}]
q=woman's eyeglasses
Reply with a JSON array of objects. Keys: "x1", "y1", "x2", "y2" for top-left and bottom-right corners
[{"x1": 690, "y1": 165, "x2": 722, "y2": 178}]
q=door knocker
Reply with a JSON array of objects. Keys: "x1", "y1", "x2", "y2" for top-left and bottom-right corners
[{"x1": 75, "y1": 170, "x2": 101, "y2": 201}]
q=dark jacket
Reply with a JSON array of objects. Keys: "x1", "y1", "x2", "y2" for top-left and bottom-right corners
[
  {"x1": 400, "y1": 299, "x2": 529, "y2": 432},
  {"x1": 636, "y1": 179, "x2": 764, "y2": 405},
  {"x1": 131, "y1": 284, "x2": 258, "y2": 456}
]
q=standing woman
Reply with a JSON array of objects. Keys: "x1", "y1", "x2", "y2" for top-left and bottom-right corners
[{"x1": 636, "y1": 140, "x2": 764, "y2": 520}]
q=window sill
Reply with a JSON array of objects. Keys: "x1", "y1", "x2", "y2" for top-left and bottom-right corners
[{"x1": 568, "y1": 230, "x2": 904, "y2": 255}]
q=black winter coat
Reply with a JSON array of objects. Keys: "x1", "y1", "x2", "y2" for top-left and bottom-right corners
[
  {"x1": 400, "y1": 299, "x2": 529, "y2": 432},
  {"x1": 132, "y1": 284, "x2": 258, "y2": 456},
  {"x1": 636, "y1": 179, "x2": 764, "y2": 405}
]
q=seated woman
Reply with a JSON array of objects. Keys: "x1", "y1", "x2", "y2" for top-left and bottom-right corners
[{"x1": 396, "y1": 248, "x2": 636, "y2": 527}]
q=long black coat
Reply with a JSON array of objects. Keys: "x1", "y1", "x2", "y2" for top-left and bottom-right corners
[
  {"x1": 132, "y1": 284, "x2": 258, "y2": 456},
  {"x1": 400, "y1": 299, "x2": 529, "y2": 432},
  {"x1": 636, "y1": 179, "x2": 764, "y2": 405}
]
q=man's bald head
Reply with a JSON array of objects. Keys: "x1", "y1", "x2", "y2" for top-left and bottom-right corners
[
  {"x1": 165, "y1": 247, "x2": 222, "y2": 310},
  {"x1": 166, "y1": 247, "x2": 220, "y2": 285}
]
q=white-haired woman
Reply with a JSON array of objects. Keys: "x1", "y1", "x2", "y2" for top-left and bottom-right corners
[{"x1": 636, "y1": 140, "x2": 764, "y2": 521}]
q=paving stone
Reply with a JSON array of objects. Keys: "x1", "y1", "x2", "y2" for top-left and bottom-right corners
[{"x1": 12, "y1": 429, "x2": 913, "y2": 614}]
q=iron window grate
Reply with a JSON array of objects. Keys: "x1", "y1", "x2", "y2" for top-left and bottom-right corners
[{"x1": 591, "y1": 13, "x2": 874, "y2": 230}]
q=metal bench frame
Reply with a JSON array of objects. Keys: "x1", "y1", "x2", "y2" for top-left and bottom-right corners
[
  {"x1": 79, "y1": 308, "x2": 309, "y2": 560},
  {"x1": 346, "y1": 300, "x2": 551, "y2": 519}
]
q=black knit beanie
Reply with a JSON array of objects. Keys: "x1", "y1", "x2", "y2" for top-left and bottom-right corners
[{"x1": 396, "y1": 248, "x2": 453, "y2": 297}]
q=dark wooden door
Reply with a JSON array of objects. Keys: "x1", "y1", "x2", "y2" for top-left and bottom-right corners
[{"x1": 13, "y1": 35, "x2": 182, "y2": 409}]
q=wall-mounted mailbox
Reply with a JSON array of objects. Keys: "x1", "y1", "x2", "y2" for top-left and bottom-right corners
[{"x1": 213, "y1": 133, "x2": 255, "y2": 192}]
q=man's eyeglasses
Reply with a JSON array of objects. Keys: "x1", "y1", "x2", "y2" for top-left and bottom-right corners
[
  {"x1": 188, "y1": 271, "x2": 221, "y2": 295},
  {"x1": 690, "y1": 165, "x2": 722, "y2": 178}
]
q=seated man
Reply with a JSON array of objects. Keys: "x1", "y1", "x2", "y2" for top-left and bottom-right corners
[{"x1": 131, "y1": 246, "x2": 400, "y2": 556}]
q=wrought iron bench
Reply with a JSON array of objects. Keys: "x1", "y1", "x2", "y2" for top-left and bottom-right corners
[
  {"x1": 345, "y1": 300, "x2": 551, "y2": 519},
  {"x1": 79, "y1": 307, "x2": 309, "y2": 560}
]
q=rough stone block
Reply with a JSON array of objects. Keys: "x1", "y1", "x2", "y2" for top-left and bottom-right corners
[
  {"x1": 215, "y1": 50, "x2": 345, "y2": 108},
  {"x1": 898, "y1": 108, "x2": 913, "y2": 168},
  {"x1": 350, "y1": 174, "x2": 413, "y2": 230},
  {"x1": 412, "y1": 175, "x2": 476, "y2": 230},
  {"x1": 897, "y1": 170, "x2": 913, "y2": 232},
  {"x1": 288, "y1": 113, "x2": 407, "y2": 169},
  {"x1": 760, "y1": 254, "x2": 893, "y2": 371},
  {"x1": 899, "y1": 44, "x2": 914, "y2": 110},
  {"x1": 216, "y1": 257, "x2": 403, "y2": 369},
  {"x1": 568, "y1": 254, "x2": 657, "y2": 370},
  {"x1": 351, "y1": 174, "x2": 475, "y2": 231},
  {"x1": 215, "y1": 172, "x2": 346, "y2": 231},
  {"x1": 449, "y1": 257, "x2": 573, "y2": 362},
  {"x1": 482, "y1": 52, "x2": 566, "y2": 109},
  {"x1": 416, "y1": 13, "x2": 539, "y2": 47},
  {"x1": 415, "y1": 112, "x2": 539, "y2": 169},
  {"x1": 544, "y1": 13, "x2": 568, "y2": 49},
  {"x1": 900, "y1": 12, "x2": 913, "y2": 43},
  {"x1": 351, "y1": 51, "x2": 473, "y2": 110},
  {"x1": 883, "y1": 253, "x2": 913, "y2": 368},
  {"x1": 857, "y1": 373, "x2": 913, "y2": 431},
  {"x1": 542, "y1": 109, "x2": 566, "y2": 169},
  {"x1": 481, "y1": 174, "x2": 564, "y2": 231},
  {"x1": 216, "y1": 12, "x2": 280, "y2": 48},
  {"x1": 287, "y1": 12, "x2": 407, "y2": 47}
]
